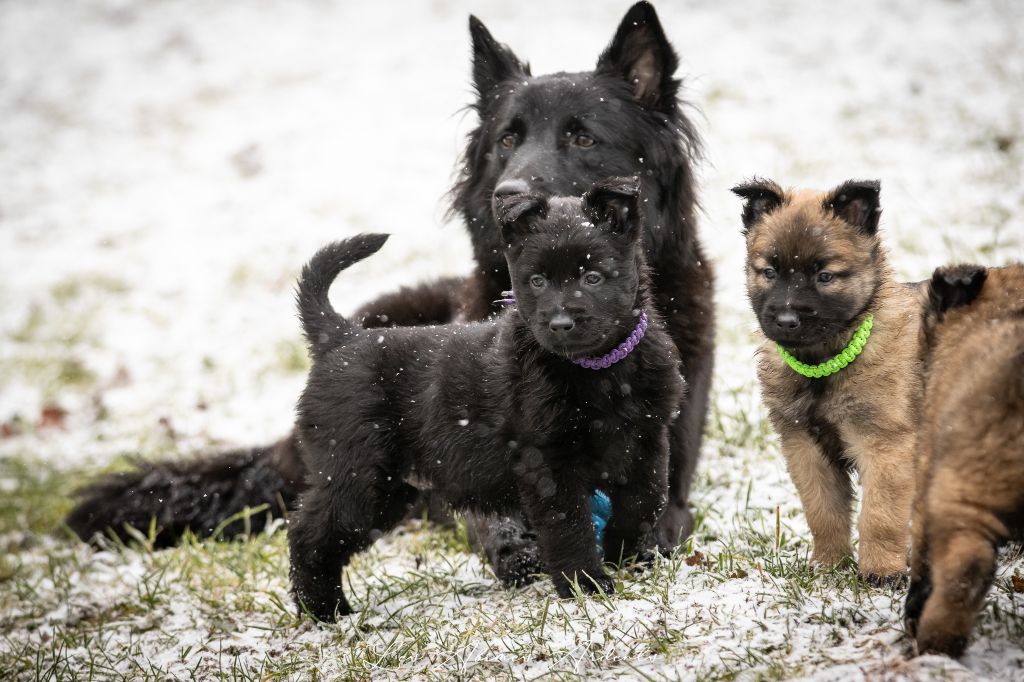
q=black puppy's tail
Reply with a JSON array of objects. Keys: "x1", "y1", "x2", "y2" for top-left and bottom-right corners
[{"x1": 298, "y1": 234, "x2": 390, "y2": 358}]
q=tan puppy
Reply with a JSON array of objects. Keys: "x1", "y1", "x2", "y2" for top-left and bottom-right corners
[
  {"x1": 904, "y1": 263, "x2": 1024, "y2": 657},
  {"x1": 732, "y1": 178, "x2": 924, "y2": 580}
]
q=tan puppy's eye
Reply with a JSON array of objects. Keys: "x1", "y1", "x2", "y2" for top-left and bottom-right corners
[
  {"x1": 817, "y1": 271, "x2": 834, "y2": 283},
  {"x1": 763, "y1": 267, "x2": 777, "y2": 280}
]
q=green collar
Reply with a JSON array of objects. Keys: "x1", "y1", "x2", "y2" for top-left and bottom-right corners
[{"x1": 776, "y1": 314, "x2": 874, "y2": 378}]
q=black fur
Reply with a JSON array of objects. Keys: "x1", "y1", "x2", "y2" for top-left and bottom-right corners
[
  {"x1": 66, "y1": 4, "x2": 714, "y2": 578},
  {"x1": 65, "y1": 443, "x2": 303, "y2": 546},
  {"x1": 289, "y1": 181, "x2": 684, "y2": 621},
  {"x1": 927, "y1": 264, "x2": 988, "y2": 316}
]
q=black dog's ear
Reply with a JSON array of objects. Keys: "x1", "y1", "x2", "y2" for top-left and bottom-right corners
[
  {"x1": 928, "y1": 264, "x2": 987, "y2": 316},
  {"x1": 824, "y1": 180, "x2": 882, "y2": 235},
  {"x1": 583, "y1": 176, "x2": 641, "y2": 238},
  {"x1": 469, "y1": 15, "x2": 529, "y2": 98},
  {"x1": 596, "y1": 2, "x2": 679, "y2": 111},
  {"x1": 495, "y1": 191, "x2": 548, "y2": 245},
  {"x1": 731, "y1": 178, "x2": 784, "y2": 233}
]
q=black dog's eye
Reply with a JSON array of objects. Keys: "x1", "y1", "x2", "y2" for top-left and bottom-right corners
[
  {"x1": 763, "y1": 267, "x2": 777, "y2": 280},
  {"x1": 529, "y1": 275, "x2": 547, "y2": 289},
  {"x1": 573, "y1": 134, "x2": 595, "y2": 148},
  {"x1": 817, "y1": 271, "x2": 834, "y2": 283},
  {"x1": 499, "y1": 133, "x2": 518, "y2": 149},
  {"x1": 582, "y1": 271, "x2": 603, "y2": 286}
]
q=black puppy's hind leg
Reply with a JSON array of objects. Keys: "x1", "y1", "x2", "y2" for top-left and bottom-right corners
[{"x1": 288, "y1": 469, "x2": 416, "y2": 622}]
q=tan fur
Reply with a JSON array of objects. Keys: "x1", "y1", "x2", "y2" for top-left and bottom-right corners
[
  {"x1": 907, "y1": 264, "x2": 1024, "y2": 657},
  {"x1": 745, "y1": 184, "x2": 925, "y2": 579}
]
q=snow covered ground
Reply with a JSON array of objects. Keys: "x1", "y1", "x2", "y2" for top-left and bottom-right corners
[{"x1": 1, "y1": 0, "x2": 1022, "y2": 679}]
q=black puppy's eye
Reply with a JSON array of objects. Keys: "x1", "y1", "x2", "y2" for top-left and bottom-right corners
[
  {"x1": 499, "y1": 133, "x2": 518, "y2": 149},
  {"x1": 529, "y1": 275, "x2": 547, "y2": 289},
  {"x1": 583, "y1": 271, "x2": 603, "y2": 286},
  {"x1": 763, "y1": 267, "x2": 777, "y2": 280},
  {"x1": 573, "y1": 134, "x2": 595, "y2": 148}
]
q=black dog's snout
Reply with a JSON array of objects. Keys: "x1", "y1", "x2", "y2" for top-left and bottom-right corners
[
  {"x1": 775, "y1": 310, "x2": 801, "y2": 330},
  {"x1": 493, "y1": 179, "x2": 531, "y2": 197},
  {"x1": 549, "y1": 313, "x2": 575, "y2": 333}
]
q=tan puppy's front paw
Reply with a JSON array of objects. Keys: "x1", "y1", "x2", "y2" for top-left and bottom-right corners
[
  {"x1": 810, "y1": 542, "x2": 853, "y2": 568},
  {"x1": 857, "y1": 546, "x2": 908, "y2": 581}
]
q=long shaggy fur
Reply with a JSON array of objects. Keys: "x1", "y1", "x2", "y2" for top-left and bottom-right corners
[{"x1": 65, "y1": 444, "x2": 301, "y2": 546}]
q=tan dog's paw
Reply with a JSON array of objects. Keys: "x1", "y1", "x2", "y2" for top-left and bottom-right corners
[
  {"x1": 810, "y1": 543, "x2": 852, "y2": 568},
  {"x1": 857, "y1": 550, "x2": 908, "y2": 582}
]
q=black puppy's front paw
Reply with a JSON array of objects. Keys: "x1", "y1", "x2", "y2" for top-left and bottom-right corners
[
  {"x1": 495, "y1": 541, "x2": 545, "y2": 588},
  {"x1": 478, "y1": 517, "x2": 545, "y2": 588}
]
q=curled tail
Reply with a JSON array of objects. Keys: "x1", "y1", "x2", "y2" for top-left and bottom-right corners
[{"x1": 298, "y1": 233, "x2": 389, "y2": 358}]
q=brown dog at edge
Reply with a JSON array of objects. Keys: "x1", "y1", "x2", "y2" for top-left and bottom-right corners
[
  {"x1": 733, "y1": 178, "x2": 925, "y2": 581},
  {"x1": 904, "y1": 263, "x2": 1024, "y2": 657}
]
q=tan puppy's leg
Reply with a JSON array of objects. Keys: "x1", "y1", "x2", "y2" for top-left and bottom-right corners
[
  {"x1": 855, "y1": 433, "x2": 914, "y2": 578},
  {"x1": 780, "y1": 431, "x2": 854, "y2": 566},
  {"x1": 916, "y1": 521, "x2": 998, "y2": 657}
]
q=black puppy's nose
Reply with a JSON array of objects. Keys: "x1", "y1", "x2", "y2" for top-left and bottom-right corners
[
  {"x1": 775, "y1": 310, "x2": 801, "y2": 330},
  {"x1": 549, "y1": 313, "x2": 575, "y2": 333},
  {"x1": 493, "y1": 179, "x2": 530, "y2": 197}
]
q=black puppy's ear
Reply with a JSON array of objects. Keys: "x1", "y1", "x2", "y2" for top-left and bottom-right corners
[
  {"x1": 731, "y1": 178, "x2": 784, "y2": 233},
  {"x1": 596, "y1": 2, "x2": 679, "y2": 110},
  {"x1": 928, "y1": 264, "x2": 987, "y2": 316},
  {"x1": 495, "y1": 191, "x2": 548, "y2": 245},
  {"x1": 824, "y1": 180, "x2": 882, "y2": 234},
  {"x1": 469, "y1": 15, "x2": 529, "y2": 97},
  {"x1": 583, "y1": 176, "x2": 641, "y2": 238}
]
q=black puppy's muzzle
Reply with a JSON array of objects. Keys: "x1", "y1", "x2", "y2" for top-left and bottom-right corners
[{"x1": 548, "y1": 313, "x2": 575, "y2": 333}]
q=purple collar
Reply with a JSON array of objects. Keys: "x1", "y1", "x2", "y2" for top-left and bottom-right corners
[
  {"x1": 573, "y1": 312, "x2": 648, "y2": 370},
  {"x1": 498, "y1": 290, "x2": 649, "y2": 371}
]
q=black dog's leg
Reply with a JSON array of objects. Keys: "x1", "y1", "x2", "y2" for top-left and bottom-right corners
[
  {"x1": 289, "y1": 476, "x2": 417, "y2": 622},
  {"x1": 515, "y1": 448, "x2": 612, "y2": 598},
  {"x1": 463, "y1": 510, "x2": 544, "y2": 588},
  {"x1": 602, "y1": 432, "x2": 670, "y2": 567}
]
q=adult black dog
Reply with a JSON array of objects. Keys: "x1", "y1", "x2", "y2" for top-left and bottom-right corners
[
  {"x1": 291, "y1": 178, "x2": 683, "y2": 621},
  {"x1": 67, "y1": 2, "x2": 714, "y2": 583}
]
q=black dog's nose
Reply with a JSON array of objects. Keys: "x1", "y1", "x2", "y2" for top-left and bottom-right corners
[
  {"x1": 493, "y1": 179, "x2": 531, "y2": 197},
  {"x1": 775, "y1": 310, "x2": 801, "y2": 330},
  {"x1": 549, "y1": 313, "x2": 575, "y2": 333}
]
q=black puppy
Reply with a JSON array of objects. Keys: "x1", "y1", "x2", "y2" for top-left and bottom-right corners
[{"x1": 288, "y1": 177, "x2": 683, "y2": 621}]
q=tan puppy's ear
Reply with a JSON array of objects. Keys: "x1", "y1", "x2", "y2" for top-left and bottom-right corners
[
  {"x1": 731, "y1": 178, "x2": 784, "y2": 234},
  {"x1": 824, "y1": 179, "x2": 882, "y2": 234}
]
